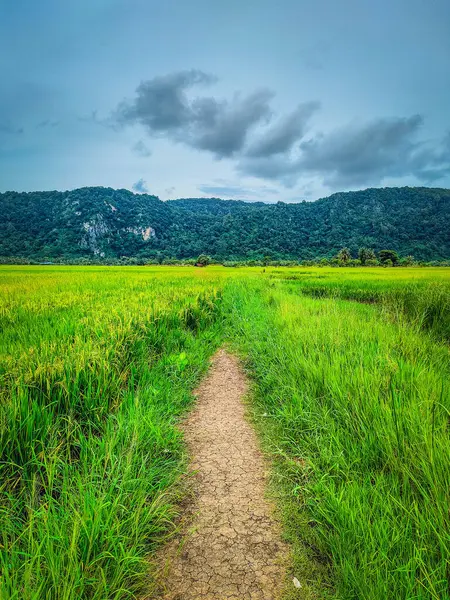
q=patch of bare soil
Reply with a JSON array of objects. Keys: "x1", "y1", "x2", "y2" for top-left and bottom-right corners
[{"x1": 155, "y1": 349, "x2": 288, "y2": 600}]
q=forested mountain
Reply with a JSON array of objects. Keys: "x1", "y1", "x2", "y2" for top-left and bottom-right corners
[{"x1": 1, "y1": 186, "x2": 449, "y2": 262}]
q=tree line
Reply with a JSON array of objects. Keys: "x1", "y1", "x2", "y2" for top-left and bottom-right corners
[{"x1": 3, "y1": 249, "x2": 447, "y2": 268}]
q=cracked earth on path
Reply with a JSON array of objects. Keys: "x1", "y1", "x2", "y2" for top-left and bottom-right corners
[{"x1": 156, "y1": 349, "x2": 288, "y2": 600}]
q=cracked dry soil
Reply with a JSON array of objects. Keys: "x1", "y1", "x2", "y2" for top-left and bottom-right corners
[{"x1": 157, "y1": 349, "x2": 288, "y2": 600}]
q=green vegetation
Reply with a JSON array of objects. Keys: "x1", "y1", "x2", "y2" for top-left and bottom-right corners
[
  {"x1": 1, "y1": 266, "x2": 449, "y2": 599},
  {"x1": 378, "y1": 249, "x2": 400, "y2": 265},
  {"x1": 0, "y1": 267, "x2": 224, "y2": 599},
  {"x1": 196, "y1": 253, "x2": 211, "y2": 266},
  {"x1": 1, "y1": 186, "x2": 449, "y2": 262},
  {"x1": 225, "y1": 269, "x2": 450, "y2": 599}
]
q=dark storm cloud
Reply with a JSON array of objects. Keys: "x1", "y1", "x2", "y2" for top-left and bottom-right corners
[
  {"x1": 116, "y1": 71, "x2": 273, "y2": 157},
  {"x1": 190, "y1": 90, "x2": 274, "y2": 157},
  {"x1": 118, "y1": 70, "x2": 216, "y2": 132},
  {"x1": 132, "y1": 178, "x2": 148, "y2": 193},
  {"x1": 245, "y1": 101, "x2": 320, "y2": 158},
  {"x1": 298, "y1": 114, "x2": 425, "y2": 186},
  {"x1": 240, "y1": 115, "x2": 450, "y2": 187},
  {"x1": 118, "y1": 71, "x2": 450, "y2": 190}
]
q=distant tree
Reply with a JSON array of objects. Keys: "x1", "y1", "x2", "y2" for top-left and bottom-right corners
[
  {"x1": 196, "y1": 253, "x2": 210, "y2": 267},
  {"x1": 402, "y1": 255, "x2": 415, "y2": 266},
  {"x1": 366, "y1": 258, "x2": 379, "y2": 266},
  {"x1": 337, "y1": 247, "x2": 351, "y2": 265},
  {"x1": 358, "y1": 247, "x2": 376, "y2": 265},
  {"x1": 379, "y1": 250, "x2": 399, "y2": 265}
]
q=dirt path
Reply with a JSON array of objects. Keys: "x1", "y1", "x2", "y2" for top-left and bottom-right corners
[{"x1": 156, "y1": 349, "x2": 288, "y2": 600}]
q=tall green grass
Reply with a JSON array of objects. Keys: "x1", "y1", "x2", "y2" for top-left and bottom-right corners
[
  {"x1": 269, "y1": 267, "x2": 450, "y2": 341},
  {"x1": 225, "y1": 277, "x2": 450, "y2": 599},
  {"x1": 0, "y1": 268, "x2": 224, "y2": 599}
]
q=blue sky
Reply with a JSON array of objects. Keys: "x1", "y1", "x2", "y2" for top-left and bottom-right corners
[{"x1": 1, "y1": 0, "x2": 449, "y2": 201}]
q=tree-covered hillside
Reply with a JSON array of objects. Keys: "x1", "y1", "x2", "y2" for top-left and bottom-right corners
[
  {"x1": 0, "y1": 188, "x2": 173, "y2": 260},
  {"x1": 1, "y1": 186, "x2": 449, "y2": 262}
]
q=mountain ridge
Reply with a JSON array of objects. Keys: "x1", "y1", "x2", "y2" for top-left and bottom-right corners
[{"x1": 1, "y1": 186, "x2": 449, "y2": 261}]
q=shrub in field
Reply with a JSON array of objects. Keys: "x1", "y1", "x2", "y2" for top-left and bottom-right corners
[{"x1": 196, "y1": 254, "x2": 210, "y2": 266}]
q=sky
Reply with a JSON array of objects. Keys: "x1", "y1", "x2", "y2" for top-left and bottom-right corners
[{"x1": 1, "y1": 0, "x2": 449, "y2": 202}]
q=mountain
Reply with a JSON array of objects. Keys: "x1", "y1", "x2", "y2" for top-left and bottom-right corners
[
  {"x1": 0, "y1": 187, "x2": 172, "y2": 260},
  {"x1": 1, "y1": 186, "x2": 449, "y2": 262}
]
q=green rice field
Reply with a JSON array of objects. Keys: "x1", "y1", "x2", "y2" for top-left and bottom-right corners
[{"x1": 0, "y1": 266, "x2": 449, "y2": 599}]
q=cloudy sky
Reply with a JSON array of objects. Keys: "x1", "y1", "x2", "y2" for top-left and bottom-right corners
[{"x1": 1, "y1": 0, "x2": 449, "y2": 201}]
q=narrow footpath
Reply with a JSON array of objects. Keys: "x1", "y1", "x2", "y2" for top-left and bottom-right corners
[{"x1": 157, "y1": 349, "x2": 288, "y2": 600}]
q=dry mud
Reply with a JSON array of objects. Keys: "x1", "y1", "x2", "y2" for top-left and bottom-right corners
[{"x1": 156, "y1": 349, "x2": 288, "y2": 600}]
